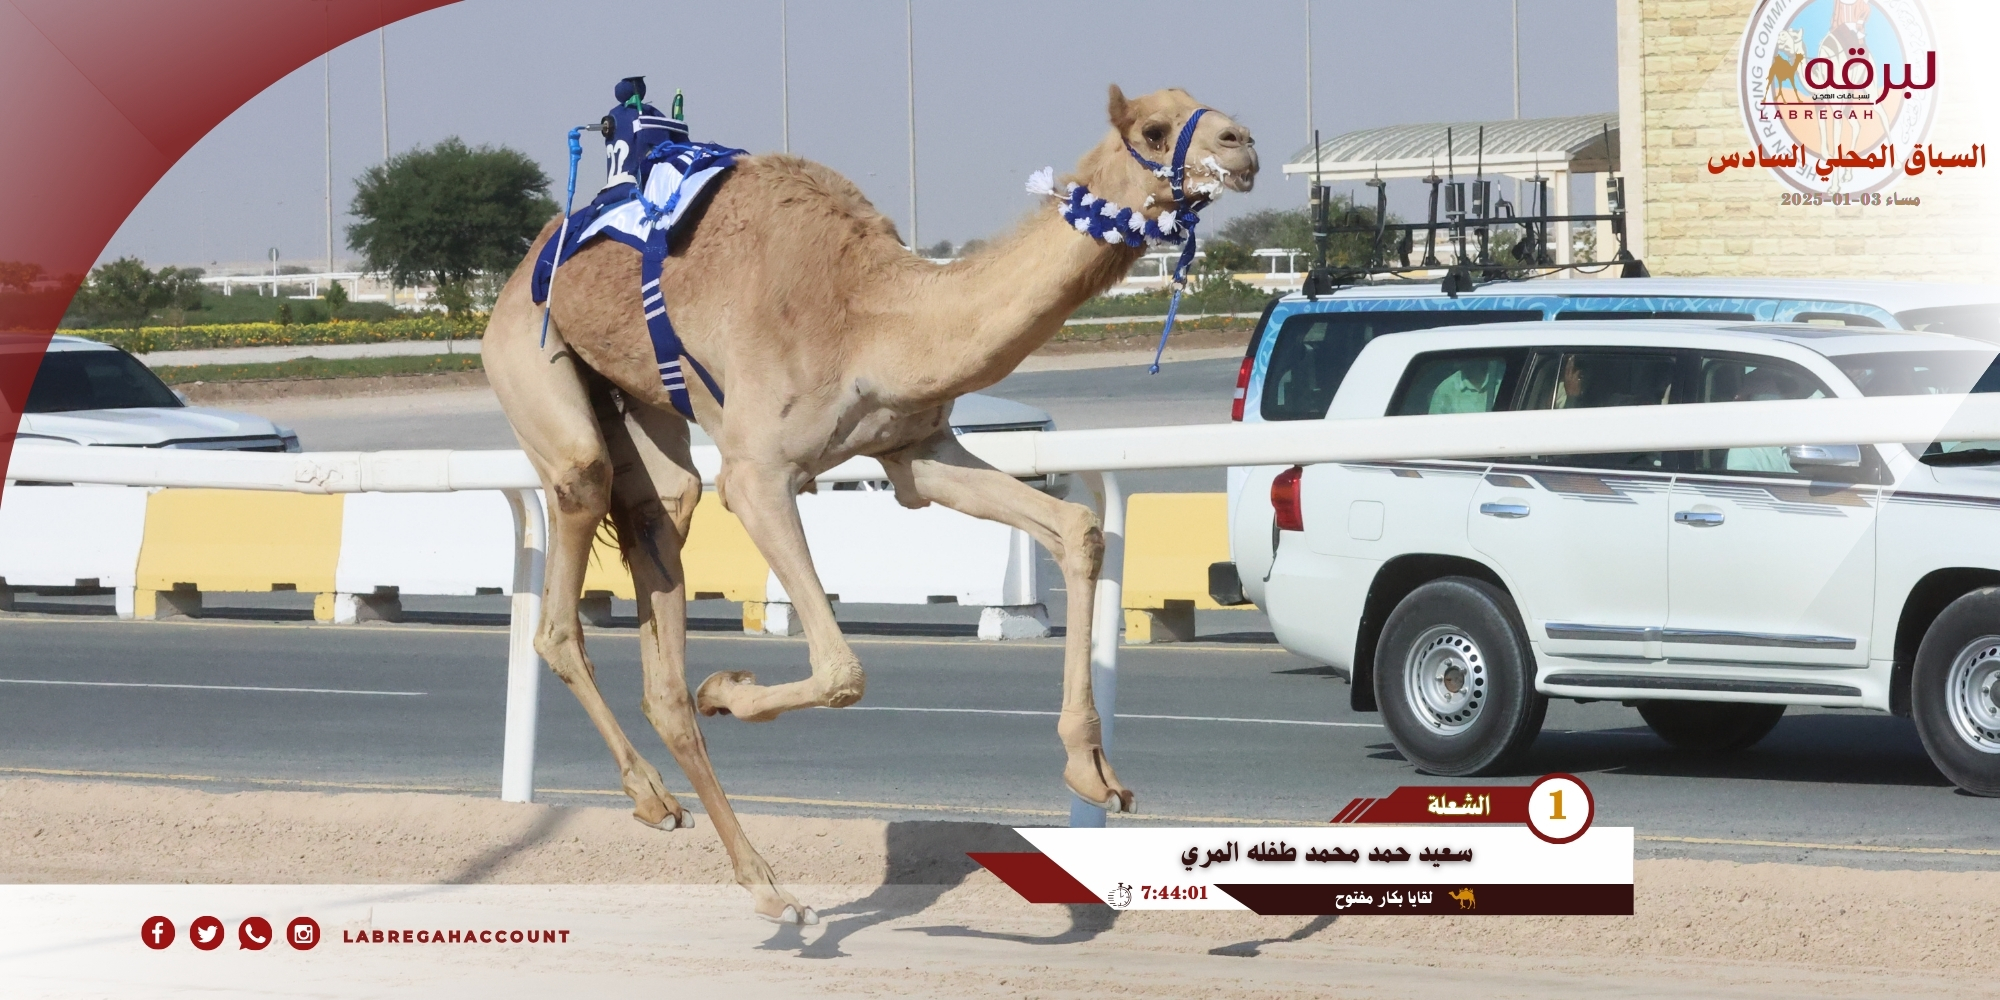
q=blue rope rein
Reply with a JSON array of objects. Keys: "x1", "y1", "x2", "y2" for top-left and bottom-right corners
[
  {"x1": 1120, "y1": 109, "x2": 1208, "y2": 374},
  {"x1": 539, "y1": 126, "x2": 587, "y2": 349}
]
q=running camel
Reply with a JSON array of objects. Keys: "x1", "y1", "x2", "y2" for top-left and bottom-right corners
[{"x1": 482, "y1": 85, "x2": 1258, "y2": 924}]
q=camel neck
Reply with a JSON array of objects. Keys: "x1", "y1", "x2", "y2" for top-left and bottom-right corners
[{"x1": 885, "y1": 203, "x2": 1143, "y2": 401}]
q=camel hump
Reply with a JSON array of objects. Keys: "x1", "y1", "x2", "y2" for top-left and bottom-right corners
[{"x1": 731, "y1": 154, "x2": 901, "y2": 240}]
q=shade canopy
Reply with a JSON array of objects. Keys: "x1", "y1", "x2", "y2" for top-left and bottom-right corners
[{"x1": 1284, "y1": 113, "x2": 1620, "y2": 182}]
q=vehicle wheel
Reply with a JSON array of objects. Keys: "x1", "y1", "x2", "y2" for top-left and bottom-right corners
[
  {"x1": 1635, "y1": 701, "x2": 1785, "y2": 753},
  {"x1": 1374, "y1": 577, "x2": 1546, "y2": 776},
  {"x1": 1911, "y1": 588, "x2": 2000, "y2": 797}
]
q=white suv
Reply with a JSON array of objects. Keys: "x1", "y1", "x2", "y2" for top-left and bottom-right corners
[{"x1": 1249, "y1": 319, "x2": 2000, "y2": 795}]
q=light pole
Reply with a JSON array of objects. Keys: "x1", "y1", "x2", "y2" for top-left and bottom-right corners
[
  {"x1": 379, "y1": 27, "x2": 390, "y2": 161},
  {"x1": 905, "y1": 0, "x2": 919, "y2": 253},
  {"x1": 324, "y1": 51, "x2": 334, "y2": 275},
  {"x1": 1511, "y1": 0, "x2": 1521, "y2": 120},
  {"x1": 1304, "y1": 0, "x2": 1313, "y2": 153},
  {"x1": 780, "y1": 0, "x2": 790, "y2": 154}
]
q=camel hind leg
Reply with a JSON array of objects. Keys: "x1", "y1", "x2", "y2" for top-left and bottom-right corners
[
  {"x1": 601, "y1": 396, "x2": 816, "y2": 925},
  {"x1": 482, "y1": 279, "x2": 687, "y2": 829}
]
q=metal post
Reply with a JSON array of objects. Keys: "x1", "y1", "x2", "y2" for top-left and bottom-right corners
[
  {"x1": 904, "y1": 0, "x2": 919, "y2": 253},
  {"x1": 501, "y1": 488, "x2": 547, "y2": 803},
  {"x1": 1071, "y1": 471, "x2": 1125, "y2": 828}
]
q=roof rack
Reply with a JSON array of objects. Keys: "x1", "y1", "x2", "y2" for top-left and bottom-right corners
[{"x1": 1298, "y1": 123, "x2": 1646, "y2": 300}]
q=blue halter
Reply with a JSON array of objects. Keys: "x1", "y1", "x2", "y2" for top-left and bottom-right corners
[{"x1": 1122, "y1": 108, "x2": 1209, "y2": 374}]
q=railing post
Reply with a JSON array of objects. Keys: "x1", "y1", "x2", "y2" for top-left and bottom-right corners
[
  {"x1": 501, "y1": 488, "x2": 547, "y2": 803},
  {"x1": 1071, "y1": 471, "x2": 1125, "y2": 827}
]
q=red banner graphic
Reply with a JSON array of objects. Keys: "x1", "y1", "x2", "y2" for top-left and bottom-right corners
[{"x1": 0, "y1": 0, "x2": 454, "y2": 499}]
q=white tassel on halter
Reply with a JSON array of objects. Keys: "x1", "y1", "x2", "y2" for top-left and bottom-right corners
[{"x1": 1024, "y1": 166, "x2": 1057, "y2": 197}]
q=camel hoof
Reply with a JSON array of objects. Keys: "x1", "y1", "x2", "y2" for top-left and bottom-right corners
[
  {"x1": 637, "y1": 810, "x2": 695, "y2": 831},
  {"x1": 696, "y1": 670, "x2": 757, "y2": 717},
  {"x1": 758, "y1": 904, "x2": 817, "y2": 926},
  {"x1": 1064, "y1": 750, "x2": 1135, "y2": 815}
]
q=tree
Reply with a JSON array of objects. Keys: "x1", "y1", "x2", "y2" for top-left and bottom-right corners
[
  {"x1": 346, "y1": 137, "x2": 557, "y2": 314},
  {"x1": 0, "y1": 260, "x2": 44, "y2": 292},
  {"x1": 1197, "y1": 238, "x2": 1256, "y2": 276},
  {"x1": 154, "y1": 266, "x2": 205, "y2": 325},
  {"x1": 1214, "y1": 200, "x2": 1395, "y2": 269},
  {"x1": 73, "y1": 257, "x2": 204, "y2": 329},
  {"x1": 1216, "y1": 208, "x2": 1314, "y2": 255},
  {"x1": 322, "y1": 280, "x2": 350, "y2": 319},
  {"x1": 920, "y1": 239, "x2": 954, "y2": 259}
]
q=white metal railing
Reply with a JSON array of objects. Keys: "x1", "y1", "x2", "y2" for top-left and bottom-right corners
[{"x1": 9, "y1": 391, "x2": 2000, "y2": 820}]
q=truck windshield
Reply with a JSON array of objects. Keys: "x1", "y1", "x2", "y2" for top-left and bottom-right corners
[
  {"x1": 1894, "y1": 304, "x2": 2000, "y2": 345},
  {"x1": 1835, "y1": 349, "x2": 2000, "y2": 465},
  {"x1": 24, "y1": 349, "x2": 184, "y2": 413}
]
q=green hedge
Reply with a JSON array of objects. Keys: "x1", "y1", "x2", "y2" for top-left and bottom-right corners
[
  {"x1": 70, "y1": 309, "x2": 1241, "y2": 354},
  {"x1": 1049, "y1": 314, "x2": 1252, "y2": 344},
  {"x1": 72, "y1": 315, "x2": 488, "y2": 354}
]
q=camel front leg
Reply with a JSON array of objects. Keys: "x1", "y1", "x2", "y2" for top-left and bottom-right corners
[
  {"x1": 884, "y1": 434, "x2": 1133, "y2": 813},
  {"x1": 604, "y1": 402, "x2": 815, "y2": 925},
  {"x1": 695, "y1": 461, "x2": 864, "y2": 722}
]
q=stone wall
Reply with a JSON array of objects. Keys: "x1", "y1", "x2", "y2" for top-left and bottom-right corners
[{"x1": 1620, "y1": 0, "x2": 1999, "y2": 281}]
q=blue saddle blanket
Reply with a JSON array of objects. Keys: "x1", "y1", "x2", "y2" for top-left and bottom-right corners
[{"x1": 531, "y1": 140, "x2": 744, "y2": 419}]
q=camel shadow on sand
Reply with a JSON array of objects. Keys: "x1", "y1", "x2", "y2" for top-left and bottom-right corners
[{"x1": 759, "y1": 820, "x2": 1120, "y2": 959}]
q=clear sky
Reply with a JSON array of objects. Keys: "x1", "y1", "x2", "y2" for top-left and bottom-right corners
[{"x1": 99, "y1": 0, "x2": 1617, "y2": 273}]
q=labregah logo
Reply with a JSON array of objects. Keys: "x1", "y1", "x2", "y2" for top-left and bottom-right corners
[{"x1": 1739, "y1": 0, "x2": 1937, "y2": 194}]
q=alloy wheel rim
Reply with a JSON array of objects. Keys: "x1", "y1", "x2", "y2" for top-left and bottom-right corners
[
  {"x1": 1405, "y1": 625, "x2": 1487, "y2": 737},
  {"x1": 1944, "y1": 636, "x2": 2000, "y2": 754}
]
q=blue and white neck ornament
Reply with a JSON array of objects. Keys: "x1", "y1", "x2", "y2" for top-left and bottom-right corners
[{"x1": 1028, "y1": 107, "x2": 1212, "y2": 373}]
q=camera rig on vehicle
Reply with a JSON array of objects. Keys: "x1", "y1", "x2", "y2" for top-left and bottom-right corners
[{"x1": 1299, "y1": 122, "x2": 1646, "y2": 300}]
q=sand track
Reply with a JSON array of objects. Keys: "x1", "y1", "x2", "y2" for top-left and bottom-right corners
[{"x1": 2, "y1": 778, "x2": 1991, "y2": 998}]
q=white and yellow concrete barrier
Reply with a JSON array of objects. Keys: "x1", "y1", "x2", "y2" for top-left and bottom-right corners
[{"x1": 1119, "y1": 492, "x2": 1247, "y2": 643}]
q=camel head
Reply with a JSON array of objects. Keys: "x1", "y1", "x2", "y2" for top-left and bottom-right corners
[{"x1": 1077, "y1": 85, "x2": 1257, "y2": 215}]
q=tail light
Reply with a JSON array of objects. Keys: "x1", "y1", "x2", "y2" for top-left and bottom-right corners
[
  {"x1": 1271, "y1": 466, "x2": 1304, "y2": 532},
  {"x1": 1230, "y1": 356, "x2": 1254, "y2": 421}
]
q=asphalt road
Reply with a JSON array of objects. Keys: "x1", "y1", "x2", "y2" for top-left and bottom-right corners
[
  {"x1": 4, "y1": 613, "x2": 1996, "y2": 872},
  {"x1": 247, "y1": 357, "x2": 1243, "y2": 494}
]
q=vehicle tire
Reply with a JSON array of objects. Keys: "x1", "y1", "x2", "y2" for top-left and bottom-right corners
[
  {"x1": 1374, "y1": 577, "x2": 1547, "y2": 776},
  {"x1": 1635, "y1": 701, "x2": 1785, "y2": 753},
  {"x1": 1911, "y1": 587, "x2": 2000, "y2": 797}
]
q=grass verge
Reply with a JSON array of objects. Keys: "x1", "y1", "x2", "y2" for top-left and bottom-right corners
[{"x1": 152, "y1": 353, "x2": 484, "y2": 385}]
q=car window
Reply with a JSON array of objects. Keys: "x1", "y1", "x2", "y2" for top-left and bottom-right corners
[
  {"x1": 1684, "y1": 355, "x2": 1832, "y2": 477},
  {"x1": 1893, "y1": 304, "x2": 2000, "y2": 344},
  {"x1": 1835, "y1": 350, "x2": 2000, "y2": 396},
  {"x1": 1835, "y1": 349, "x2": 2000, "y2": 465},
  {"x1": 1515, "y1": 350, "x2": 1679, "y2": 471},
  {"x1": 25, "y1": 350, "x2": 183, "y2": 413},
  {"x1": 1260, "y1": 309, "x2": 1540, "y2": 421},
  {"x1": 1552, "y1": 310, "x2": 1754, "y2": 322},
  {"x1": 1389, "y1": 350, "x2": 1527, "y2": 416}
]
